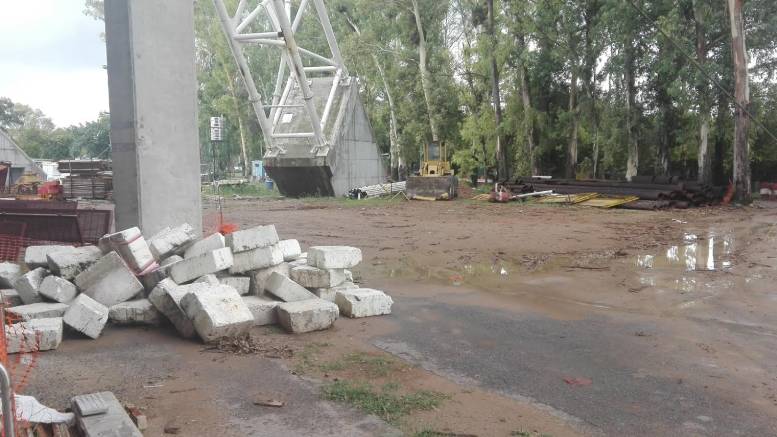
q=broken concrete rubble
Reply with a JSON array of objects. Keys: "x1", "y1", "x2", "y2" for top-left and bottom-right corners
[
  {"x1": 148, "y1": 279, "x2": 196, "y2": 338},
  {"x1": 47, "y1": 245, "x2": 102, "y2": 280},
  {"x1": 6, "y1": 317, "x2": 63, "y2": 353},
  {"x1": 63, "y1": 294, "x2": 109, "y2": 339},
  {"x1": 105, "y1": 227, "x2": 156, "y2": 274},
  {"x1": 14, "y1": 267, "x2": 48, "y2": 304},
  {"x1": 179, "y1": 283, "x2": 254, "y2": 342},
  {"x1": 290, "y1": 265, "x2": 346, "y2": 288},
  {"x1": 229, "y1": 244, "x2": 283, "y2": 274},
  {"x1": 148, "y1": 223, "x2": 197, "y2": 259},
  {"x1": 195, "y1": 274, "x2": 221, "y2": 285},
  {"x1": 278, "y1": 239, "x2": 302, "y2": 261},
  {"x1": 1, "y1": 289, "x2": 22, "y2": 307},
  {"x1": 0, "y1": 262, "x2": 22, "y2": 288},
  {"x1": 24, "y1": 245, "x2": 75, "y2": 270},
  {"x1": 109, "y1": 299, "x2": 160, "y2": 325},
  {"x1": 225, "y1": 224, "x2": 279, "y2": 252},
  {"x1": 265, "y1": 272, "x2": 317, "y2": 302},
  {"x1": 312, "y1": 281, "x2": 359, "y2": 302},
  {"x1": 249, "y1": 262, "x2": 290, "y2": 295},
  {"x1": 308, "y1": 246, "x2": 362, "y2": 269},
  {"x1": 7, "y1": 302, "x2": 69, "y2": 321},
  {"x1": 184, "y1": 232, "x2": 225, "y2": 259},
  {"x1": 242, "y1": 295, "x2": 280, "y2": 325},
  {"x1": 140, "y1": 254, "x2": 183, "y2": 291},
  {"x1": 39, "y1": 275, "x2": 78, "y2": 303},
  {"x1": 277, "y1": 299, "x2": 339, "y2": 333},
  {"x1": 170, "y1": 247, "x2": 233, "y2": 284},
  {"x1": 218, "y1": 275, "x2": 251, "y2": 295},
  {"x1": 72, "y1": 391, "x2": 143, "y2": 437},
  {"x1": 75, "y1": 252, "x2": 144, "y2": 307},
  {"x1": 335, "y1": 288, "x2": 394, "y2": 318}
]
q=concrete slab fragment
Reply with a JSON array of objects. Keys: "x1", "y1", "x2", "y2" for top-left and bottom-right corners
[
  {"x1": 308, "y1": 246, "x2": 362, "y2": 269},
  {"x1": 242, "y1": 296, "x2": 280, "y2": 326},
  {"x1": 290, "y1": 265, "x2": 346, "y2": 288},
  {"x1": 148, "y1": 279, "x2": 195, "y2": 338},
  {"x1": 335, "y1": 288, "x2": 393, "y2": 318},
  {"x1": 39, "y1": 276, "x2": 78, "y2": 303},
  {"x1": 277, "y1": 299, "x2": 339, "y2": 333},
  {"x1": 72, "y1": 391, "x2": 142, "y2": 437},
  {"x1": 63, "y1": 294, "x2": 109, "y2": 339},
  {"x1": 73, "y1": 392, "x2": 109, "y2": 416},
  {"x1": 75, "y1": 252, "x2": 144, "y2": 307},
  {"x1": 109, "y1": 299, "x2": 160, "y2": 325},
  {"x1": 24, "y1": 245, "x2": 75, "y2": 270},
  {"x1": 13, "y1": 267, "x2": 49, "y2": 304},
  {"x1": 312, "y1": 281, "x2": 359, "y2": 302},
  {"x1": 148, "y1": 223, "x2": 197, "y2": 259},
  {"x1": 140, "y1": 254, "x2": 183, "y2": 291},
  {"x1": 0, "y1": 262, "x2": 21, "y2": 288},
  {"x1": 218, "y1": 275, "x2": 251, "y2": 295},
  {"x1": 106, "y1": 227, "x2": 156, "y2": 273},
  {"x1": 47, "y1": 246, "x2": 102, "y2": 280},
  {"x1": 249, "y1": 263, "x2": 290, "y2": 296},
  {"x1": 7, "y1": 302, "x2": 69, "y2": 321},
  {"x1": 225, "y1": 225, "x2": 279, "y2": 253},
  {"x1": 183, "y1": 232, "x2": 225, "y2": 259},
  {"x1": 1, "y1": 289, "x2": 22, "y2": 307},
  {"x1": 278, "y1": 239, "x2": 302, "y2": 261},
  {"x1": 195, "y1": 274, "x2": 220, "y2": 285},
  {"x1": 6, "y1": 317, "x2": 63, "y2": 353},
  {"x1": 170, "y1": 247, "x2": 233, "y2": 284},
  {"x1": 229, "y1": 244, "x2": 283, "y2": 274},
  {"x1": 180, "y1": 284, "x2": 254, "y2": 342},
  {"x1": 265, "y1": 272, "x2": 317, "y2": 302}
]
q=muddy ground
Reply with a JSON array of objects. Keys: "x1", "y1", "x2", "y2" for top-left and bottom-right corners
[{"x1": 26, "y1": 197, "x2": 777, "y2": 436}]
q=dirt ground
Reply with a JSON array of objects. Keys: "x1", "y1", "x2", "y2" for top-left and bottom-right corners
[{"x1": 26, "y1": 197, "x2": 777, "y2": 436}]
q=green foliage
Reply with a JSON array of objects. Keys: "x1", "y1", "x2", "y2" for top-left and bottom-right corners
[{"x1": 322, "y1": 380, "x2": 446, "y2": 424}]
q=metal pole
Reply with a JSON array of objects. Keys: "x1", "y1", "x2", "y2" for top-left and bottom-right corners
[
  {"x1": 0, "y1": 363, "x2": 14, "y2": 437},
  {"x1": 311, "y1": 0, "x2": 348, "y2": 76},
  {"x1": 269, "y1": 0, "x2": 327, "y2": 148}
]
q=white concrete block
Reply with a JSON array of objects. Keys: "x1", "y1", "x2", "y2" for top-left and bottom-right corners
[
  {"x1": 308, "y1": 246, "x2": 362, "y2": 269},
  {"x1": 148, "y1": 279, "x2": 195, "y2": 338},
  {"x1": 24, "y1": 245, "x2": 75, "y2": 270},
  {"x1": 265, "y1": 272, "x2": 316, "y2": 302},
  {"x1": 229, "y1": 244, "x2": 283, "y2": 274},
  {"x1": 148, "y1": 223, "x2": 197, "y2": 259},
  {"x1": 140, "y1": 254, "x2": 183, "y2": 291},
  {"x1": 335, "y1": 288, "x2": 393, "y2": 318},
  {"x1": 170, "y1": 247, "x2": 233, "y2": 284},
  {"x1": 1, "y1": 289, "x2": 22, "y2": 307},
  {"x1": 6, "y1": 317, "x2": 63, "y2": 353},
  {"x1": 63, "y1": 294, "x2": 109, "y2": 339},
  {"x1": 13, "y1": 267, "x2": 48, "y2": 304},
  {"x1": 0, "y1": 262, "x2": 21, "y2": 288},
  {"x1": 242, "y1": 296, "x2": 279, "y2": 325},
  {"x1": 180, "y1": 284, "x2": 254, "y2": 342},
  {"x1": 312, "y1": 281, "x2": 359, "y2": 302},
  {"x1": 75, "y1": 252, "x2": 144, "y2": 307},
  {"x1": 183, "y1": 233, "x2": 225, "y2": 259},
  {"x1": 288, "y1": 258, "x2": 308, "y2": 268},
  {"x1": 39, "y1": 276, "x2": 78, "y2": 303},
  {"x1": 225, "y1": 225, "x2": 279, "y2": 253},
  {"x1": 195, "y1": 274, "x2": 220, "y2": 285},
  {"x1": 290, "y1": 265, "x2": 346, "y2": 288},
  {"x1": 47, "y1": 245, "x2": 102, "y2": 280},
  {"x1": 249, "y1": 263, "x2": 290, "y2": 296},
  {"x1": 218, "y1": 275, "x2": 251, "y2": 296},
  {"x1": 106, "y1": 227, "x2": 156, "y2": 273},
  {"x1": 7, "y1": 302, "x2": 69, "y2": 321},
  {"x1": 277, "y1": 299, "x2": 339, "y2": 333},
  {"x1": 109, "y1": 299, "x2": 160, "y2": 325},
  {"x1": 278, "y1": 239, "x2": 302, "y2": 261}
]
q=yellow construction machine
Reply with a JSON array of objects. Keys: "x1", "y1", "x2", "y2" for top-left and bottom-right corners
[{"x1": 406, "y1": 141, "x2": 458, "y2": 200}]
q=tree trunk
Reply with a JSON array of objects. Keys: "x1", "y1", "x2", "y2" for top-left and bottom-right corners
[
  {"x1": 487, "y1": 0, "x2": 508, "y2": 181},
  {"x1": 727, "y1": 0, "x2": 751, "y2": 201},
  {"x1": 624, "y1": 42, "x2": 639, "y2": 181},
  {"x1": 694, "y1": 0, "x2": 712, "y2": 183},
  {"x1": 566, "y1": 68, "x2": 579, "y2": 179},
  {"x1": 519, "y1": 64, "x2": 538, "y2": 176},
  {"x1": 583, "y1": 1, "x2": 600, "y2": 178},
  {"x1": 411, "y1": 0, "x2": 438, "y2": 143},
  {"x1": 223, "y1": 65, "x2": 251, "y2": 178}
]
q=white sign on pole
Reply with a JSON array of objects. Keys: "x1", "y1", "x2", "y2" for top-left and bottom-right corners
[{"x1": 210, "y1": 116, "x2": 224, "y2": 142}]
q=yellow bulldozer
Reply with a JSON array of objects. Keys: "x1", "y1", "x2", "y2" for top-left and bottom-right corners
[{"x1": 406, "y1": 141, "x2": 458, "y2": 200}]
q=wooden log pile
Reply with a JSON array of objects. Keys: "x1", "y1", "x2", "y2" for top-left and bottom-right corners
[
  {"x1": 59, "y1": 160, "x2": 113, "y2": 200},
  {"x1": 506, "y1": 177, "x2": 724, "y2": 209}
]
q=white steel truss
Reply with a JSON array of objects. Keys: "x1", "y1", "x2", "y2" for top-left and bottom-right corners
[{"x1": 213, "y1": 0, "x2": 349, "y2": 155}]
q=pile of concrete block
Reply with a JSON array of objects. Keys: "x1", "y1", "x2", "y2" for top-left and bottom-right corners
[{"x1": 0, "y1": 223, "x2": 393, "y2": 350}]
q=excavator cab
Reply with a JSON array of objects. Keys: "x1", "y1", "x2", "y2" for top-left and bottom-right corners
[{"x1": 406, "y1": 141, "x2": 458, "y2": 200}]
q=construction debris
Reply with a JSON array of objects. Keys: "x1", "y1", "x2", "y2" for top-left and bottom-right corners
[
  {"x1": 348, "y1": 181, "x2": 407, "y2": 199},
  {"x1": 71, "y1": 391, "x2": 142, "y2": 437},
  {"x1": 0, "y1": 222, "x2": 392, "y2": 352},
  {"x1": 58, "y1": 159, "x2": 113, "y2": 200}
]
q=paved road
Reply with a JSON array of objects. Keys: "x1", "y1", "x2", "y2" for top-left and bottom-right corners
[{"x1": 373, "y1": 288, "x2": 777, "y2": 436}]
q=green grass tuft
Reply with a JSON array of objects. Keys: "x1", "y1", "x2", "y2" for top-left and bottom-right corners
[{"x1": 322, "y1": 381, "x2": 446, "y2": 424}]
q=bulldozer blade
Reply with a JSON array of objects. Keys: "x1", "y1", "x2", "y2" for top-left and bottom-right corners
[{"x1": 406, "y1": 176, "x2": 458, "y2": 200}]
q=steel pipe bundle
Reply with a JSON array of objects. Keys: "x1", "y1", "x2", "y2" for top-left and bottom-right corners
[{"x1": 348, "y1": 181, "x2": 406, "y2": 199}]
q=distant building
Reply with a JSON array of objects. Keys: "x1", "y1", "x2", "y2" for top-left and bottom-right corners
[
  {"x1": 34, "y1": 159, "x2": 62, "y2": 181},
  {"x1": 0, "y1": 129, "x2": 46, "y2": 189}
]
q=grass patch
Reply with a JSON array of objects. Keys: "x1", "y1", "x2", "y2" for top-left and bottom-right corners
[
  {"x1": 319, "y1": 352, "x2": 396, "y2": 376},
  {"x1": 293, "y1": 342, "x2": 332, "y2": 374},
  {"x1": 322, "y1": 380, "x2": 446, "y2": 424}
]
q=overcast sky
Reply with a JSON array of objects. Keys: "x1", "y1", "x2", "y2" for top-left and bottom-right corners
[{"x1": 0, "y1": 1, "x2": 107, "y2": 127}]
